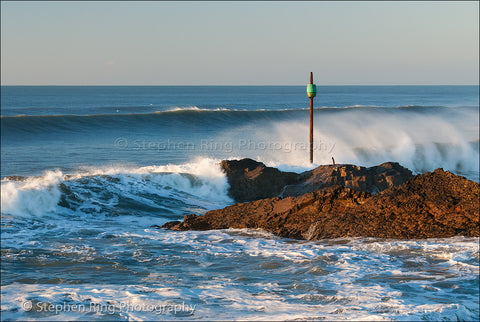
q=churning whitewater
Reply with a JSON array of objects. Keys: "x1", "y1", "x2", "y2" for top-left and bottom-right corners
[{"x1": 1, "y1": 85, "x2": 479, "y2": 320}]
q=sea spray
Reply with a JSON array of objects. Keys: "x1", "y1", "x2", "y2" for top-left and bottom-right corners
[
  {"x1": 220, "y1": 107, "x2": 480, "y2": 179},
  {"x1": 1, "y1": 170, "x2": 63, "y2": 217},
  {"x1": 1, "y1": 158, "x2": 232, "y2": 218}
]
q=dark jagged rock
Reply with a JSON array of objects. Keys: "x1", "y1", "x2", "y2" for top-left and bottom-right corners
[
  {"x1": 327, "y1": 168, "x2": 479, "y2": 239},
  {"x1": 161, "y1": 168, "x2": 479, "y2": 240},
  {"x1": 220, "y1": 159, "x2": 412, "y2": 203},
  {"x1": 164, "y1": 186, "x2": 371, "y2": 239},
  {"x1": 281, "y1": 162, "x2": 413, "y2": 197},
  {"x1": 220, "y1": 158, "x2": 300, "y2": 203}
]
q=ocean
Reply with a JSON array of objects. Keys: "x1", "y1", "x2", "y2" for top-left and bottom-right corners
[{"x1": 1, "y1": 85, "x2": 479, "y2": 321}]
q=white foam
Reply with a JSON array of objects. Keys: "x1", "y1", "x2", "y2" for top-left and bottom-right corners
[
  {"x1": 1, "y1": 170, "x2": 63, "y2": 217},
  {"x1": 1, "y1": 157, "x2": 232, "y2": 218},
  {"x1": 2, "y1": 234, "x2": 478, "y2": 321},
  {"x1": 162, "y1": 106, "x2": 231, "y2": 113}
]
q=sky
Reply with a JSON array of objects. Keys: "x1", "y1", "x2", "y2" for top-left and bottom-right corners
[{"x1": 1, "y1": 1, "x2": 478, "y2": 85}]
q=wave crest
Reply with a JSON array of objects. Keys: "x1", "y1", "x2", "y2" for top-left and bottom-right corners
[{"x1": 1, "y1": 158, "x2": 232, "y2": 218}]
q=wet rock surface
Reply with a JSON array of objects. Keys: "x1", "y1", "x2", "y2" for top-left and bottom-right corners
[
  {"x1": 219, "y1": 159, "x2": 300, "y2": 203},
  {"x1": 220, "y1": 159, "x2": 412, "y2": 203},
  {"x1": 282, "y1": 162, "x2": 413, "y2": 197},
  {"x1": 161, "y1": 160, "x2": 479, "y2": 240}
]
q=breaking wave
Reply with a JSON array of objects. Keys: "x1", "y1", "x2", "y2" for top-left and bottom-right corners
[{"x1": 1, "y1": 158, "x2": 232, "y2": 219}]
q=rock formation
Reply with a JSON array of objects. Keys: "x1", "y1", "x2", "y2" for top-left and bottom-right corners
[
  {"x1": 219, "y1": 159, "x2": 300, "y2": 202},
  {"x1": 220, "y1": 159, "x2": 413, "y2": 202},
  {"x1": 282, "y1": 162, "x2": 413, "y2": 197},
  {"x1": 162, "y1": 162, "x2": 479, "y2": 240},
  {"x1": 162, "y1": 185, "x2": 371, "y2": 239}
]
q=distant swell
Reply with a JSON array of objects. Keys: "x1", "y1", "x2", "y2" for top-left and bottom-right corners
[
  {"x1": 1, "y1": 105, "x2": 475, "y2": 134},
  {"x1": 0, "y1": 104, "x2": 466, "y2": 118},
  {"x1": 2, "y1": 105, "x2": 478, "y2": 182}
]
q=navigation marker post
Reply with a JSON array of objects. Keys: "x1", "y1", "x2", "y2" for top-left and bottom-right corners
[{"x1": 307, "y1": 72, "x2": 317, "y2": 164}]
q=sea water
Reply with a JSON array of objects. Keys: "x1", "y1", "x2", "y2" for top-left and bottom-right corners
[{"x1": 1, "y1": 85, "x2": 479, "y2": 321}]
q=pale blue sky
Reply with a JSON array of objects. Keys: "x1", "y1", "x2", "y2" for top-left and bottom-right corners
[{"x1": 1, "y1": 1, "x2": 478, "y2": 85}]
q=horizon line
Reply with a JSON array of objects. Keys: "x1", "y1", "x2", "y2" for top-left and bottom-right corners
[{"x1": 1, "y1": 84, "x2": 478, "y2": 87}]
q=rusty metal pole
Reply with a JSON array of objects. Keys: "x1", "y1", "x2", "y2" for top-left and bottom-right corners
[
  {"x1": 307, "y1": 72, "x2": 316, "y2": 164},
  {"x1": 309, "y1": 72, "x2": 314, "y2": 164}
]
